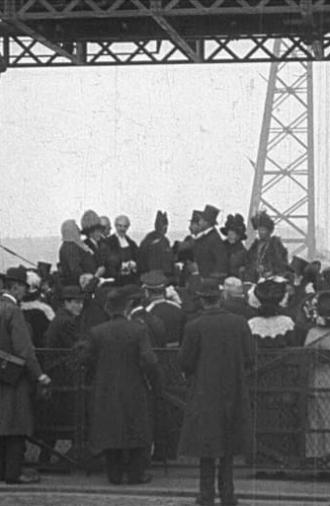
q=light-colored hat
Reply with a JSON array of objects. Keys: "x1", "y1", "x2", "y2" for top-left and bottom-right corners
[
  {"x1": 223, "y1": 277, "x2": 244, "y2": 298},
  {"x1": 26, "y1": 270, "x2": 41, "y2": 294}
]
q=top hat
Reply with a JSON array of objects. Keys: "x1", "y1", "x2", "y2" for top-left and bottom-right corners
[
  {"x1": 80, "y1": 210, "x2": 103, "y2": 235},
  {"x1": 220, "y1": 214, "x2": 247, "y2": 240},
  {"x1": 201, "y1": 205, "x2": 220, "y2": 226},
  {"x1": 251, "y1": 210, "x2": 275, "y2": 233},
  {"x1": 61, "y1": 285, "x2": 85, "y2": 300},
  {"x1": 141, "y1": 270, "x2": 167, "y2": 289},
  {"x1": 254, "y1": 276, "x2": 287, "y2": 306},
  {"x1": 5, "y1": 266, "x2": 29, "y2": 287},
  {"x1": 37, "y1": 261, "x2": 52, "y2": 279},
  {"x1": 190, "y1": 210, "x2": 202, "y2": 224},
  {"x1": 289, "y1": 256, "x2": 309, "y2": 277},
  {"x1": 195, "y1": 277, "x2": 221, "y2": 297},
  {"x1": 316, "y1": 291, "x2": 330, "y2": 318}
]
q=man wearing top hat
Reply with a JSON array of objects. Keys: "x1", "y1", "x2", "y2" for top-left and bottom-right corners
[
  {"x1": 0, "y1": 266, "x2": 50, "y2": 484},
  {"x1": 193, "y1": 205, "x2": 229, "y2": 282},
  {"x1": 178, "y1": 278, "x2": 254, "y2": 506},
  {"x1": 138, "y1": 211, "x2": 175, "y2": 281}
]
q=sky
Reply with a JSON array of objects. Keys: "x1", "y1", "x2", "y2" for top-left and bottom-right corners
[
  {"x1": 0, "y1": 58, "x2": 329, "y2": 251},
  {"x1": 0, "y1": 61, "x2": 269, "y2": 239}
]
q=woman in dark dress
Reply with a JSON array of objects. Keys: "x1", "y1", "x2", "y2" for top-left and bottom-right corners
[
  {"x1": 246, "y1": 211, "x2": 288, "y2": 283},
  {"x1": 220, "y1": 213, "x2": 248, "y2": 279}
]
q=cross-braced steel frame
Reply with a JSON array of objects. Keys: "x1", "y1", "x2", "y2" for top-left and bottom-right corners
[
  {"x1": 0, "y1": 0, "x2": 330, "y2": 70},
  {"x1": 248, "y1": 39, "x2": 316, "y2": 258}
]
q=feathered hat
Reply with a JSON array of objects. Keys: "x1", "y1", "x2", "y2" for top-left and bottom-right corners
[
  {"x1": 221, "y1": 213, "x2": 247, "y2": 240},
  {"x1": 251, "y1": 210, "x2": 275, "y2": 233},
  {"x1": 154, "y1": 211, "x2": 169, "y2": 233}
]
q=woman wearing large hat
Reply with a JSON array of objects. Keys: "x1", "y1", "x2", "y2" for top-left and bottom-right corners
[
  {"x1": 221, "y1": 213, "x2": 248, "y2": 279},
  {"x1": 304, "y1": 291, "x2": 330, "y2": 466},
  {"x1": 246, "y1": 210, "x2": 288, "y2": 283},
  {"x1": 248, "y1": 276, "x2": 297, "y2": 348}
]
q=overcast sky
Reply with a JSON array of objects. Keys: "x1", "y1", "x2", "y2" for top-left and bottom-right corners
[{"x1": 0, "y1": 60, "x2": 329, "y2": 248}]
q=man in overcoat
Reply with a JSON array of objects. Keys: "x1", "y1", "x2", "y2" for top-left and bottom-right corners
[
  {"x1": 178, "y1": 278, "x2": 254, "y2": 506},
  {"x1": 0, "y1": 267, "x2": 50, "y2": 483},
  {"x1": 81, "y1": 286, "x2": 159, "y2": 485},
  {"x1": 193, "y1": 205, "x2": 229, "y2": 282}
]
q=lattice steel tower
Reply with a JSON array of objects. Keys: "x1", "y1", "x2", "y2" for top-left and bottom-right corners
[{"x1": 248, "y1": 39, "x2": 316, "y2": 259}]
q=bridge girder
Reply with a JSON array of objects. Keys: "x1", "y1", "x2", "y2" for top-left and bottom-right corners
[{"x1": 0, "y1": 0, "x2": 329, "y2": 68}]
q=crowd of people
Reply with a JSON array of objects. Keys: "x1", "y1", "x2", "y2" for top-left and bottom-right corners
[{"x1": 1, "y1": 204, "x2": 330, "y2": 506}]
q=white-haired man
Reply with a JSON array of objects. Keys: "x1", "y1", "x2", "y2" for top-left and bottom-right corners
[{"x1": 105, "y1": 215, "x2": 139, "y2": 286}]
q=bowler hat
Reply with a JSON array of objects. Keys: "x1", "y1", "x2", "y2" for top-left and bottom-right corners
[
  {"x1": 201, "y1": 205, "x2": 220, "y2": 226},
  {"x1": 316, "y1": 291, "x2": 330, "y2": 318},
  {"x1": 195, "y1": 278, "x2": 221, "y2": 297},
  {"x1": 141, "y1": 270, "x2": 167, "y2": 289},
  {"x1": 5, "y1": 266, "x2": 29, "y2": 287},
  {"x1": 61, "y1": 285, "x2": 85, "y2": 300},
  {"x1": 80, "y1": 210, "x2": 103, "y2": 235}
]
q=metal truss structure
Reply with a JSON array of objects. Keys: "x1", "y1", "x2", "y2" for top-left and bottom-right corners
[
  {"x1": 0, "y1": 0, "x2": 330, "y2": 69},
  {"x1": 247, "y1": 39, "x2": 316, "y2": 258}
]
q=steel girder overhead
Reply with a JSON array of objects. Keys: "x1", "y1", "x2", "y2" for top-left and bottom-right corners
[{"x1": 0, "y1": 0, "x2": 329, "y2": 69}]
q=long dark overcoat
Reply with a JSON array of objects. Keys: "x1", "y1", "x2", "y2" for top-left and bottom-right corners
[
  {"x1": 0, "y1": 294, "x2": 42, "y2": 436},
  {"x1": 193, "y1": 229, "x2": 229, "y2": 280},
  {"x1": 84, "y1": 316, "x2": 158, "y2": 455},
  {"x1": 178, "y1": 307, "x2": 254, "y2": 458}
]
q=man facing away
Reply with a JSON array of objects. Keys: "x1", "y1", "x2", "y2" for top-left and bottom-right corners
[
  {"x1": 80, "y1": 285, "x2": 159, "y2": 485},
  {"x1": 178, "y1": 278, "x2": 254, "y2": 506},
  {"x1": 0, "y1": 267, "x2": 50, "y2": 484}
]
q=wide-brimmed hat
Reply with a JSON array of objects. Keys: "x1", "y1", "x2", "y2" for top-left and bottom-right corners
[
  {"x1": 251, "y1": 210, "x2": 275, "y2": 233},
  {"x1": 141, "y1": 270, "x2": 167, "y2": 289},
  {"x1": 195, "y1": 278, "x2": 221, "y2": 297},
  {"x1": 189, "y1": 210, "x2": 202, "y2": 224},
  {"x1": 5, "y1": 266, "x2": 29, "y2": 287},
  {"x1": 80, "y1": 210, "x2": 103, "y2": 235},
  {"x1": 200, "y1": 205, "x2": 220, "y2": 226},
  {"x1": 220, "y1": 213, "x2": 247, "y2": 240},
  {"x1": 254, "y1": 276, "x2": 287, "y2": 306},
  {"x1": 61, "y1": 285, "x2": 85, "y2": 301}
]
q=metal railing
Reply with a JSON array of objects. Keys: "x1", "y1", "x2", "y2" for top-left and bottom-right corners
[{"x1": 29, "y1": 347, "x2": 330, "y2": 471}]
